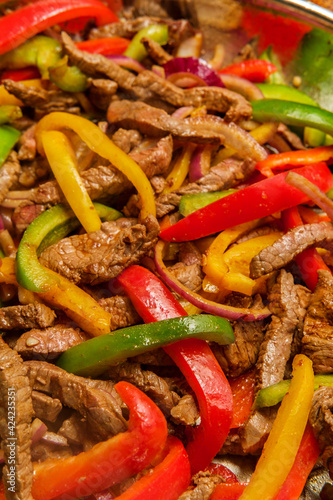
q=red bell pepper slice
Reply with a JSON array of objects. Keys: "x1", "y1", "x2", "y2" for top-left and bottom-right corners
[
  {"x1": 218, "y1": 60, "x2": 277, "y2": 82},
  {"x1": 159, "y1": 162, "x2": 333, "y2": 242},
  {"x1": 114, "y1": 436, "x2": 191, "y2": 500},
  {"x1": 0, "y1": 0, "x2": 118, "y2": 56},
  {"x1": 282, "y1": 206, "x2": 331, "y2": 291},
  {"x1": 31, "y1": 381, "x2": 167, "y2": 500},
  {"x1": 229, "y1": 369, "x2": 256, "y2": 428},
  {"x1": 75, "y1": 37, "x2": 130, "y2": 55},
  {"x1": 298, "y1": 205, "x2": 331, "y2": 223},
  {"x1": 115, "y1": 265, "x2": 233, "y2": 475},
  {"x1": 273, "y1": 424, "x2": 320, "y2": 500},
  {"x1": 210, "y1": 483, "x2": 248, "y2": 500},
  {"x1": 1, "y1": 67, "x2": 40, "y2": 82},
  {"x1": 256, "y1": 145, "x2": 333, "y2": 177}
]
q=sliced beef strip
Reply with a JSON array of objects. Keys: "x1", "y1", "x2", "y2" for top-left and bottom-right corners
[
  {"x1": 134, "y1": 70, "x2": 252, "y2": 122},
  {"x1": 15, "y1": 159, "x2": 49, "y2": 189},
  {"x1": 240, "y1": 270, "x2": 310, "y2": 454},
  {"x1": 0, "y1": 337, "x2": 34, "y2": 500},
  {"x1": 154, "y1": 157, "x2": 256, "y2": 218},
  {"x1": 31, "y1": 391, "x2": 62, "y2": 423},
  {"x1": 31, "y1": 440, "x2": 72, "y2": 463},
  {"x1": 0, "y1": 151, "x2": 21, "y2": 205},
  {"x1": 39, "y1": 215, "x2": 159, "y2": 285},
  {"x1": 178, "y1": 472, "x2": 223, "y2": 500},
  {"x1": 168, "y1": 242, "x2": 203, "y2": 293},
  {"x1": 98, "y1": 295, "x2": 141, "y2": 331},
  {"x1": 0, "y1": 303, "x2": 56, "y2": 330},
  {"x1": 107, "y1": 362, "x2": 181, "y2": 417},
  {"x1": 17, "y1": 125, "x2": 36, "y2": 161},
  {"x1": 12, "y1": 205, "x2": 46, "y2": 235},
  {"x1": 310, "y1": 386, "x2": 333, "y2": 476},
  {"x1": 3, "y1": 80, "x2": 80, "y2": 114},
  {"x1": 141, "y1": 36, "x2": 173, "y2": 64},
  {"x1": 250, "y1": 221, "x2": 333, "y2": 279},
  {"x1": 58, "y1": 413, "x2": 95, "y2": 449},
  {"x1": 111, "y1": 128, "x2": 143, "y2": 154},
  {"x1": 14, "y1": 325, "x2": 89, "y2": 361},
  {"x1": 87, "y1": 78, "x2": 118, "y2": 110},
  {"x1": 302, "y1": 269, "x2": 333, "y2": 373},
  {"x1": 170, "y1": 394, "x2": 200, "y2": 426},
  {"x1": 24, "y1": 360, "x2": 127, "y2": 440},
  {"x1": 129, "y1": 135, "x2": 173, "y2": 178}
]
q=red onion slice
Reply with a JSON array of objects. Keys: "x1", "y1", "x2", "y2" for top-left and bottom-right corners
[
  {"x1": 285, "y1": 171, "x2": 333, "y2": 220},
  {"x1": 154, "y1": 240, "x2": 271, "y2": 321},
  {"x1": 219, "y1": 74, "x2": 264, "y2": 101},
  {"x1": 189, "y1": 145, "x2": 213, "y2": 182},
  {"x1": 163, "y1": 57, "x2": 225, "y2": 88}
]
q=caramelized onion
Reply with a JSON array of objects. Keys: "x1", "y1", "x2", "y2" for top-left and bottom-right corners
[
  {"x1": 106, "y1": 55, "x2": 145, "y2": 73},
  {"x1": 154, "y1": 240, "x2": 271, "y2": 321},
  {"x1": 219, "y1": 74, "x2": 264, "y2": 101},
  {"x1": 163, "y1": 57, "x2": 225, "y2": 88}
]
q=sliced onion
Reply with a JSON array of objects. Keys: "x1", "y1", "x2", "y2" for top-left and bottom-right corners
[
  {"x1": 189, "y1": 145, "x2": 213, "y2": 182},
  {"x1": 285, "y1": 170, "x2": 333, "y2": 220},
  {"x1": 154, "y1": 240, "x2": 271, "y2": 321},
  {"x1": 152, "y1": 65, "x2": 165, "y2": 78},
  {"x1": 219, "y1": 74, "x2": 264, "y2": 101},
  {"x1": 163, "y1": 57, "x2": 225, "y2": 88},
  {"x1": 106, "y1": 55, "x2": 145, "y2": 73},
  {"x1": 186, "y1": 115, "x2": 268, "y2": 162},
  {"x1": 171, "y1": 106, "x2": 194, "y2": 119}
]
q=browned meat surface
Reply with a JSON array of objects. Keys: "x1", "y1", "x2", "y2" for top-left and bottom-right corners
[
  {"x1": 0, "y1": 151, "x2": 20, "y2": 204},
  {"x1": 0, "y1": 338, "x2": 34, "y2": 500},
  {"x1": 0, "y1": 303, "x2": 56, "y2": 330},
  {"x1": 112, "y1": 128, "x2": 143, "y2": 154},
  {"x1": 178, "y1": 471, "x2": 223, "y2": 500},
  {"x1": 31, "y1": 391, "x2": 63, "y2": 422},
  {"x1": 15, "y1": 159, "x2": 49, "y2": 189},
  {"x1": 31, "y1": 436, "x2": 72, "y2": 463},
  {"x1": 88, "y1": 78, "x2": 118, "y2": 110},
  {"x1": 14, "y1": 326, "x2": 89, "y2": 360},
  {"x1": 141, "y1": 36, "x2": 173, "y2": 64},
  {"x1": 129, "y1": 135, "x2": 173, "y2": 178},
  {"x1": 17, "y1": 125, "x2": 36, "y2": 161},
  {"x1": 310, "y1": 386, "x2": 333, "y2": 476},
  {"x1": 3, "y1": 80, "x2": 80, "y2": 114},
  {"x1": 250, "y1": 222, "x2": 333, "y2": 279},
  {"x1": 240, "y1": 271, "x2": 310, "y2": 454},
  {"x1": 168, "y1": 242, "x2": 203, "y2": 292},
  {"x1": 170, "y1": 394, "x2": 200, "y2": 426},
  {"x1": 134, "y1": 70, "x2": 252, "y2": 121},
  {"x1": 98, "y1": 295, "x2": 141, "y2": 331},
  {"x1": 39, "y1": 215, "x2": 159, "y2": 285},
  {"x1": 12, "y1": 205, "x2": 46, "y2": 235},
  {"x1": 155, "y1": 157, "x2": 256, "y2": 217},
  {"x1": 107, "y1": 362, "x2": 180, "y2": 417},
  {"x1": 25, "y1": 361, "x2": 126, "y2": 440},
  {"x1": 302, "y1": 270, "x2": 333, "y2": 373},
  {"x1": 58, "y1": 413, "x2": 93, "y2": 448}
]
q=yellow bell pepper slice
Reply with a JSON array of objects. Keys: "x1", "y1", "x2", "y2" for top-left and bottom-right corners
[
  {"x1": 35, "y1": 112, "x2": 156, "y2": 219},
  {"x1": 41, "y1": 130, "x2": 101, "y2": 233},
  {"x1": 163, "y1": 143, "x2": 196, "y2": 194},
  {"x1": 239, "y1": 354, "x2": 314, "y2": 500},
  {"x1": 0, "y1": 257, "x2": 110, "y2": 336}
]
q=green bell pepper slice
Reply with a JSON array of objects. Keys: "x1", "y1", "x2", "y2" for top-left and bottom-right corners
[
  {"x1": 0, "y1": 35, "x2": 87, "y2": 92},
  {"x1": 124, "y1": 24, "x2": 168, "y2": 62},
  {"x1": 56, "y1": 314, "x2": 235, "y2": 377},
  {"x1": 16, "y1": 203, "x2": 122, "y2": 293},
  {"x1": 260, "y1": 46, "x2": 286, "y2": 84},
  {"x1": 0, "y1": 125, "x2": 20, "y2": 167},
  {"x1": 179, "y1": 190, "x2": 237, "y2": 217},
  {"x1": 252, "y1": 99, "x2": 333, "y2": 137},
  {"x1": 0, "y1": 105, "x2": 22, "y2": 124},
  {"x1": 254, "y1": 373, "x2": 333, "y2": 409}
]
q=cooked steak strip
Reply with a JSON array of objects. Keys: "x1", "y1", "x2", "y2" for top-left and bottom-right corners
[
  {"x1": 154, "y1": 157, "x2": 256, "y2": 218},
  {"x1": 129, "y1": 135, "x2": 173, "y2": 178},
  {"x1": 14, "y1": 326, "x2": 89, "y2": 360},
  {"x1": 88, "y1": 78, "x2": 118, "y2": 110},
  {"x1": 98, "y1": 296, "x2": 141, "y2": 331},
  {"x1": 39, "y1": 215, "x2": 159, "y2": 285},
  {"x1": 17, "y1": 125, "x2": 36, "y2": 162},
  {"x1": 309, "y1": 386, "x2": 333, "y2": 476},
  {"x1": 0, "y1": 152, "x2": 21, "y2": 204},
  {"x1": 25, "y1": 361, "x2": 126, "y2": 440},
  {"x1": 112, "y1": 128, "x2": 142, "y2": 154},
  {"x1": 141, "y1": 36, "x2": 173, "y2": 64},
  {"x1": 0, "y1": 338, "x2": 34, "y2": 500},
  {"x1": 107, "y1": 362, "x2": 181, "y2": 417},
  {"x1": 302, "y1": 269, "x2": 333, "y2": 373},
  {"x1": 170, "y1": 394, "x2": 200, "y2": 426},
  {"x1": 250, "y1": 222, "x2": 333, "y2": 279},
  {"x1": 3, "y1": 80, "x2": 80, "y2": 114},
  {"x1": 178, "y1": 472, "x2": 223, "y2": 500},
  {"x1": 134, "y1": 70, "x2": 252, "y2": 122},
  {"x1": 0, "y1": 303, "x2": 56, "y2": 331},
  {"x1": 31, "y1": 391, "x2": 62, "y2": 423},
  {"x1": 240, "y1": 271, "x2": 310, "y2": 454}
]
